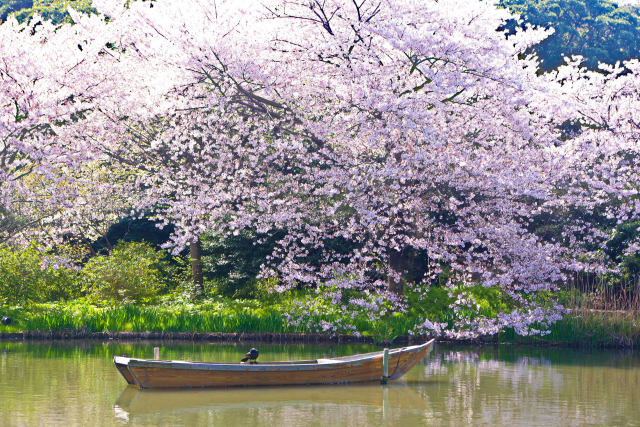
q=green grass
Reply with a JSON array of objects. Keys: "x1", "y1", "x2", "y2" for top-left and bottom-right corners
[
  {"x1": 0, "y1": 302, "x2": 290, "y2": 334},
  {"x1": 2, "y1": 300, "x2": 640, "y2": 348},
  {"x1": 0, "y1": 298, "x2": 420, "y2": 345}
]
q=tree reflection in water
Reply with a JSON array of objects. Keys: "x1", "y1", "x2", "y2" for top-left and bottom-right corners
[{"x1": 1, "y1": 341, "x2": 640, "y2": 426}]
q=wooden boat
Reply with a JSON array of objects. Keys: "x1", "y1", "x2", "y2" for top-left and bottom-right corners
[{"x1": 113, "y1": 340, "x2": 434, "y2": 389}]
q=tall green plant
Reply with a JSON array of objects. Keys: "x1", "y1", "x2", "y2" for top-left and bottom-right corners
[{"x1": 81, "y1": 241, "x2": 171, "y2": 303}]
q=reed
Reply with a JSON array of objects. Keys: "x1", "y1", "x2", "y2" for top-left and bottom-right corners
[
  {"x1": 0, "y1": 301, "x2": 414, "y2": 342},
  {"x1": 488, "y1": 273, "x2": 640, "y2": 348},
  {"x1": 498, "y1": 308, "x2": 640, "y2": 348},
  {"x1": 561, "y1": 272, "x2": 640, "y2": 312},
  {"x1": 0, "y1": 303, "x2": 289, "y2": 334}
]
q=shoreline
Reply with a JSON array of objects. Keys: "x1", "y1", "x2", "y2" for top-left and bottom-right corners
[
  {"x1": 0, "y1": 330, "x2": 391, "y2": 344},
  {"x1": 0, "y1": 330, "x2": 635, "y2": 349}
]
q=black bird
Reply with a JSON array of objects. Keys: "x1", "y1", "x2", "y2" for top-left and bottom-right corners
[
  {"x1": 1, "y1": 316, "x2": 12, "y2": 326},
  {"x1": 241, "y1": 348, "x2": 259, "y2": 363}
]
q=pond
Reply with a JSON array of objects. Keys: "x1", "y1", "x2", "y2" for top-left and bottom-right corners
[{"x1": 1, "y1": 340, "x2": 639, "y2": 426}]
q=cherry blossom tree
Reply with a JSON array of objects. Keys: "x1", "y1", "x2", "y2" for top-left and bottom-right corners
[
  {"x1": 0, "y1": 6, "x2": 173, "y2": 245},
  {"x1": 3, "y1": 0, "x2": 639, "y2": 337},
  {"x1": 0, "y1": 14, "x2": 108, "y2": 243},
  {"x1": 540, "y1": 58, "x2": 640, "y2": 272}
]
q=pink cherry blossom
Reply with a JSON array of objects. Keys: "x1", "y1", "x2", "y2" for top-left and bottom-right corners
[{"x1": 2, "y1": 0, "x2": 638, "y2": 337}]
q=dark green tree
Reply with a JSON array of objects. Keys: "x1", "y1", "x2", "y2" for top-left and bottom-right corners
[
  {"x1": 500, "y1": 0, "x2": 640, "y2": 71},
  {"x1": 201, "y1": 229, "x2": 286, "y2": 298},
  {"x1": 0, "y1": 0, "x2": 32, "y2": 22}
]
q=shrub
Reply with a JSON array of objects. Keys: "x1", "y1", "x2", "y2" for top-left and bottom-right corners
[
  {"x1": 0, "y1": 244, "x2": 80, "y2": 304},
  {"x1": 81, "y1": 241, "x2": 170, "y2": 303}
]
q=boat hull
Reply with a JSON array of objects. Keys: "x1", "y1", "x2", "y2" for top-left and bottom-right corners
[{"x1": 114, "y1": 340, "x2": 434, "y2": 389}]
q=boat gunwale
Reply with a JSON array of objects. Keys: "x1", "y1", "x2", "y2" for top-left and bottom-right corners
[{"x1": 114, "y1": 340, "x2": 434, "y2": 372}]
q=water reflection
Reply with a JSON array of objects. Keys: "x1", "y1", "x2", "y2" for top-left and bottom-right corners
[
  {"x1": 1, "y1": 341, "x2": 640, "y2": 426},
  {"x1": 112, "y1": 383, "x2": 433, "y2": 426},
  {"x1": 421, "y1": 346, "x2": 640, "y2": 426},
  {"x1": 114, "y1": 383, "x2": 429, "y2": 416}
]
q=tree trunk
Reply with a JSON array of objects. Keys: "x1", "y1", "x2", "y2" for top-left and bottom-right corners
[
  {"x1": 388, "y1": 249, "x2": 405, "y2": 295},
  {"x1": 190, "y1": 238, "x2": 204, "y2": 296}
]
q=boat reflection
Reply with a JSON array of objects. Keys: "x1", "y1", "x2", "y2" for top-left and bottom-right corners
[{"x1": 114, "y1": 382, "x2": 430, "y2": 418}]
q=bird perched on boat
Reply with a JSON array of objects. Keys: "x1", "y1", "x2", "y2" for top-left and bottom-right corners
[
  {"x1": 241, "y1": 348, "x2": 259, "y2": 364},
  {"x1": 1, "y1": 316, "x2": 12, "y2": 326}
]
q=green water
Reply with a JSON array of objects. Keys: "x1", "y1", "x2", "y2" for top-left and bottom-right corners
[{"x1": 1, "y1": 341, "x2": 639, "y2": 426}]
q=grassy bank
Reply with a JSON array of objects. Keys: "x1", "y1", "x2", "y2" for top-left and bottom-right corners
[
  {"x1": 498, "y1": 309, "x2": 640, "y2": 348},
  {"x1": 0, "y1": 299, "x2": 411, "y2": 342},
  {"x1": 1, "y1": 301, "x2": 639, "y2": 348},
  {"x1": 0, "y1": 301, "x2": 291, "y2": 335}
]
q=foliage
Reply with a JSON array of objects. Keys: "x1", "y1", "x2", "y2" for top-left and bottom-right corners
[
  {"x1": 403, "y1": 283, "x2": 558, "y2": 339},
  {"x1": 8, "y1": 0, "x2": 95, "y2": 24},
  {"x1": 0, "y1": 244, "x2": 80, "y2": 304},
  {"x1": 500, "y1": 0, "x2": 640, "y2": 71},
  {"x1": 605, "y1": 221, "x2": 640, "y2": 281},
  {"x1": 0, "y1": 0, "x2": 31, "y2": 22},
  {"x1": 80, "y1": 241, "x2": 176, "y2": 303},
  {"x1": 91, "y1": 215, "x2": 175, "y2": 255},
  {"x1": 0, "y1": 205, "x2": 29, "y2": 244},
  {"x1": 201, "y1": 229, "x2": 285, "y2": 299}
]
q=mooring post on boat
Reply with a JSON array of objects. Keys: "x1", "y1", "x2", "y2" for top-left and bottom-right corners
[
  {"x1": 154, "y1": 347, "x2": 160, "y2": 360},
  {"x1": 381, "y1": 348, "x2": 390, "y2": 384}
]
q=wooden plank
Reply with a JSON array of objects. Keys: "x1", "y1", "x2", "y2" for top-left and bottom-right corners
[
  {"x1": 126, "y1": 364, "x2": 145, "y2": 389},
  {"x1": 114, "y1": 361, "x2": 136, "y2": 385}
]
